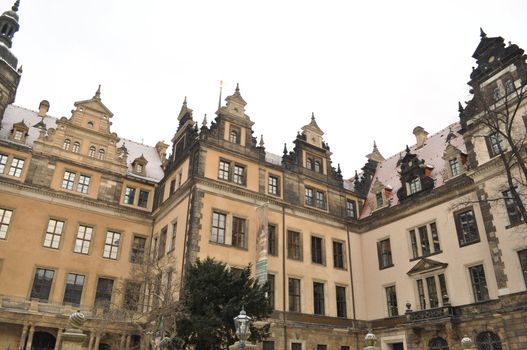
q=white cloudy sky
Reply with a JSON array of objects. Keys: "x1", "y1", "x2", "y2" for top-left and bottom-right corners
[{"x1": 10, "y1": 0, "x2": 527, "y2": 177}]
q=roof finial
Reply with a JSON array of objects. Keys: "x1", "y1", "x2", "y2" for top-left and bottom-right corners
[
  {"x1": 458, "y1": 101, "x2": 464, "y2": 113},
  {"x1": 94, "y1": 84, "x2": 101, "y2": 99},
  {"x1": 202, "y1": 113, "x2": 207, "y2": 126},
  {"x1": 12, "y1": 0, "x2": 19, "y2": 12},
  {"x1": 373, "y1": 140, "x2": 378, "y2": 151},
  {"x1": 283, "y1": 143, "x2": 288, "y2": 155},
  {"x1": 183, "y1": 96, "x2": 187, "y2": 106},
  {"x1": 311, "y1": 112, "x2": 315, "y2": 121},
  {"x1": 405, "y1": 145, "x2": 411, "y2": 153},
  {"x1": 259, "y1": 134, "x2": 265, "y2": 147},
  {"x1": 235, "y1": 82, "x2": 240, "y2": 93},
  {"x1": 480, "y1": 27, "x2": 486, "y2": 38}
]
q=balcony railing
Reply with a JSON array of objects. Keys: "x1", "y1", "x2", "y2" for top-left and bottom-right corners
[{"x1": 405, "y1": 304, "x2": 454, "y2": 323}]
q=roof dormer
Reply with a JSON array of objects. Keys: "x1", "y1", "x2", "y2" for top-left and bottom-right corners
[
  {"x1": 131, "y1": 154, "x2": 148, "y2": 177},
  {"x1": 9, "y1": 119, "x2": 28, "y2": 143}
]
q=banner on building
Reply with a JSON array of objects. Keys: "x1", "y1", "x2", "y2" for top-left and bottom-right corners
[{"x1": 255, "y1": 202, "x2": 269, "y2": 286}]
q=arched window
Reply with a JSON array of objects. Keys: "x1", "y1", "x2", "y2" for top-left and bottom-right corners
[
  {"x1": 72, "y1": 142, "x2": 80, "y2": 153},
  {"x1": 429, "y1": 337, "x2": 449, "y2": 350},
  {"x1": 229, "y1": 130, "x2": 239, "y2": 144},
  {"x1": 98, "y1": 149, "x2": 105, "y2": 160},
  {"x1": 88, "y1": 146, "x2": 96, "y2": 158},
  {"x1": 476, "y1": 331, "x2": 502, "y2": 350},
  {"x1": 63, "y1": 139, "x2": 71, "y2": 151}
]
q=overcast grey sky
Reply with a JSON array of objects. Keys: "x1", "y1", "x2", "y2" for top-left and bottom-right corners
[{"x1": 10, "y1": 0, "x2": 527, "y2": 177}]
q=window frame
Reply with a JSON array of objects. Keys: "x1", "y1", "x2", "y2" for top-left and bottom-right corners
[
  {"x1": 43, "y1": 218, "x2": 65, "y2": 249},
  {"x1": 311, "y1": 235, "x2": 325, "y2": 265},
  {"x1": 454, "y1": 207, "x2": 480, "y2": 247},
  {"x1": 346, "y1": 199, "x2": 356, "y2": 218},
  {"x1": 486, "y1": 132, "x2": 505, "y2": 158},
  {"x1": 130, "y1": 235, "x2": 147, "y2": 263},
  {"x1": 333, "y1": 240, "x2": 346, "y2": 269},
  {"x1": 468, "y1": 264, "x2": 489, "y2": 302},
  {"x1": 124, "y1": 186, "x2": 136, "y2": 205},
  {"x1": 268, "y1": 224, "x2": 278, "y2": 256},
  {"x1": 408, "y1": 222, "x2": 441, "y2": 260},
  {"x1": 103, "y1": 231, "x2": 121, "y2": 260},
  {"x1": 288, "y1": 277, "x2": 301, "y2": 312},
  {"x1": 518, "y1": 249, "x2": 527, "y2": 289},
  {"x1": 287, "y1": 230, "x2": 303, "y2": 261},
  {"x1": 211, "y1": 211, "x2": 227, "y2": 244},
  {"x1": 7, "y1": 157, "x2": 24, "y2": 177},
  {"x1": 313, "y1": 281, "x2": 325, "y2": 315},
  {"x1": 231, "y1": 216, "x2": 247, "y2": 249},
  {"x1": 449, "y1": 157, "x2": 461, "y2": 177},
  {"x1": 377, "y1": 238, "x2": 393, "y2": 269},
  {"x1": 94, "y1": 277, "x2": 114, "y2": 307},
  {"x1": 73, "y1": 225, "x2": 93, "y2": 255},
  {"x1": 268, "y1": 174, "x2": 281, "y2": 196},
  {"x1": 138, "y1": 190, "x2": 150, "y2": 208},
  {"x1": 0, "y1": 208, "x2": 13, "y2": 240},
  {"x1": 385, "y1": 284, "x2": 399, "y2": 317},
  {"x1": 63, "y1": 273, "x2": 85, "y2": 306},
  {"x1": 336, "y1": 285, "x2": 347, "y2": 318},
  {"x1": 502, "y1": 188, "x2": 523, "y2": 227},
  {"x1": 30, "y1": 267, "x2": 55, "y2": 302}
]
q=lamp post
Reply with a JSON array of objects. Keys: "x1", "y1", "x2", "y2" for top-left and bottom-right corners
[
  {"x1": 461, "y1": 335, "x2": 473, "y2": 349},
  {"x1": 234, "y1": 308, "x2": 252, "y2": 350},
  {"x1": 364, "y1": 329, "x2": 377, "y2": 350}
]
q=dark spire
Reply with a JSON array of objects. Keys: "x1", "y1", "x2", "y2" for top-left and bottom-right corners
[
  {"x1": 405, "y1": 145, "x2": 411, "y2": 153},
  {"x1": 458, "y1": 101, "x2": 464, "y2": 113},
  {"x1": 480, "y1": 27, "x2": 486, "y2": 38},
  {"x1": 93, "y1": 85, "x2": 101, "y2": 100},
  {"x1": 311, "y1": 112, "x2": 315, "y2": 121},
  {"x1": 283, "y1": 143, "x2": 288, "y2": 155},
  {"x1": 183, "y1": 96, "x2": 187, "y2": 106},
  {"x1": 235, "y1": 82, "x2": 240, "y2": 93},
  {"x1": 259, "y1": 134, "x2": 265, "y2": 147},
  {"x1": 0, "y1": 0, "x2": 21, "y2": 50}
]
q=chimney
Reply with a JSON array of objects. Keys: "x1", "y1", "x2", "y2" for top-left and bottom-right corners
[
  {"x1": 413, "y1": 126, "x2": 429, "y2": 148},
  {"x1": 38, "y1": 100, "x2": 50, "y2": 117}
]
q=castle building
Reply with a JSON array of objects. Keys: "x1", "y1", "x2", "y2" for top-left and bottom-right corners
[{"x1": 0, "y1": 2, "x2": 526, "y2": 350}]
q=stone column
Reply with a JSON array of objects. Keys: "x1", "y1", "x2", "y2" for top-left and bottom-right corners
[
  {"x1": 93, "y1": 334, "x2": 100, "y2": 350},
  {"x1": 18, "y1": 324, "x2": 28, "y2": 350},
  {"x1": 55, "y1": 328, "x2": 63, "y2": 350},
  {"x1": 125, "y1": 334, "x2": 132, "y2": 350},
  {"x1": 88, "y1": 332, "x2": 95, "y2": 350},
  {"x1": 120, "y1": 334, "x2": 126, "y2": 349},
  {"x1": 24, "y1": 325, "x2": 35, "y2": 350}
]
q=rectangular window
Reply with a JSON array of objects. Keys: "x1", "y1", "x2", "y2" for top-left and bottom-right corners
[
  {"x1": 268, "y1": 224, "x2": 277, "y2": 256},
  {"x1": 305, "y1": 187, "x2": 314, "y2": 206},
  {"x1": 138, "y1": 190, "x2": 149, "y2": 208},
  {"x1": 124, "y1": 187, "x2": 136, "y2": 205},
  {"x1": 315, "y1": 191, "x2": 326, "y2": 209},
  {"x1": 232, "y1": 217, "x2": 246, "y2": 248},
  {"x1": 170, "y1": 222, "x2": 177, "y2": 252},
  {"x1": 418, "y1": 226, "x2": 431, "y2": 256},
  {"x1": 30, "y1": 268, "x2": 55, "y2": 301},
  {"x1": 103, "y1": 231, "x2": 120, "y2": 260},
  {"x1": 409, "y1": 222, "x2": 441, "y2": 258},
  {"x1": 288, "y1": 278, "x2": 301, "y2": 312},
  {"x1": 211, "y1": 212, "x2": 226, "y2": 244},
  {"x1": 218, "y1": 160, "x2": 230, "y2": 180},
  {"x1": 61, "y1": 171, "x2": 76, "y2": 190},
  {"x1": 95, "y1": 277, "x2": 114, "y2": 306},
  {"x1": 0, "y1": 208, "x2": 13, "y2": 239},
  {"x1": 426, "y1": 276, "x2": 439, "y2": 308},
  {"x1": 333, "y1": 241, "x2": 345, "y2": 269},
  {"x1": 76, "y1": 175, "x2": 90, "y2": 194},
  {"x1": 438, "y1": 274, "x2": 448, "y2": 304},
  {"x1": 430, "y1": 223, "x2": 440, "y2": 252},
  {"x1": 417, "y1": 279, "x2": 426, "y2": 309},
  {"x1": 123, "y1": 281, "x2": 141, "y2": 311},
  {"x1": 341, "y1": 347, "x2": 350, "y2": 350},
  {"x1": 487, "y1": 132, "x2": 505, "y2": 157},
  {"x1": 268, "y1": 175, "x2": 280, "y2": 196},
  {"x1": 0, "y1": 153, "x2": 7, "y2": 173},
  {"x1": 267, "y1": 274, "x2": 275, "y2": 309},
  {"x1": 311, "y1": 236, "x2": 324, "y2": 264},
  {"x1": 454, "y1": 208, "x2": 480, "y2": 246},
  {"x1": 263, "y1": 341, "x2": 275, "y2": 350},
  {"x1": 313, "y1": 282, "x2": 325, "y2": 315},
  {"x1": 63, "y1": 273, "x2": 85, "y2": 306},
  {"x1": 287, "y1": 230, "x2": 302, "y2": 261},
  {"x1": 449, "y1": 158, "x2": 461, "y2": 176},
  {"x1": 469, "y1": 265, "x2": 489, "y2": 302},
  {"x1": 346, "y1": 199, "x2": 356, "y2": 218},
  {"x1": 131, "y1": 236, "x2": 146, "y2": 263},
  {"x1": 233, "y1": 164, "x2": 245, "y2": 185},
  {"x1": 43, "y1": 219, "x2": 64, "y2": 249},
  {"x1": 409, "y1": 177, "x2": 422, "y2": 194},
  {"x1": 316, "y1": 345, "x2": 327, "y2": 350},
  {"x1": 503, "y1": 189, "x2": 522, "y2": 226},
  {"x1": 376, "y1": 192, "x2": 384, "y2": 208},
  {"x1": 377, "y1": 238, "x2": 393, "y2": 269},
  {"x1": 306, "y1": 154, "x2": 323, "y2": 173},
  {"x1": 385, "y1": 285, "x2": 398, "y2": 317},
  {"x1": 336, "y1": 285, "x2": 347, "y2": 318},
  {"x1": 158, "y1": 227, "x2": 167, "y2": 259},
  {"x1": 74, "y1": 225, "x2": 93, "y2": 254},
  {"x1": 292, "y1": 343, "x2": 302, "y2": 350},
  {"x1": 409, "y1": 229, "x2": 418, "y2": 259},
  {"x1": 518, "y1": 249, "x2": 527, "y2": 288},
  {"x1": 8, "y1": 157, "x2": 24, "y2": 177}
]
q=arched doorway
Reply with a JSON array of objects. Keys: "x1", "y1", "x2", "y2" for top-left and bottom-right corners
[
  {"x1": 476, "y1": 331, "x2": 503, "y2": 350},
  {"x1": 429, "y1": 337, "x2": 449, "y2": 350},
  {"x1": 32, "y1": 331, "x2": 56, "y2": 350}
]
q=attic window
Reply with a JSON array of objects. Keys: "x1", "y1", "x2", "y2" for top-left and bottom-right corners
[
  {"x1": 449, "y1": 158, "x2": 461, "y2": 177},
  {"x1": 136, "y1": 164, "x2": 143, "y2": 173},
  {"x1": 375, "y1": 192, "x2": 384, "y2": 208},
  {"x1": 229, "y1": 126, "x2": 240, "y2": 144},
  {"x1": 87, "y1": 121, "x2": 94, "y2": 128},
  {"x1": 9, "y1": 122, "x2": 29, "y2": 143},
  {"x1": 13, "y1": 130, "x2": 23, "y2": 141},
  {"x1": 409, "y1": 178, "x2": 422, "y2": 194},
  {"x1": 132, "y1": 155, "x2": 148, "y2": 176}
]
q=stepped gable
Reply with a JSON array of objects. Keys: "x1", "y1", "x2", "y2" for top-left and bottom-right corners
[
  {"x1": 360, "y1": 122, "x2": 466, "y2": 218},
  {"x1": 0, "y1": 104, "x2": 164, "y2": 182}
]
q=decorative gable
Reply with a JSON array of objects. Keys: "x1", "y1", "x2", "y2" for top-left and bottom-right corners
[
  {"x1": 407, "y1": 258, "x2": 448, "y2": 276},
  {"x1": 396, "y1": 146, "x2": 434, "y2": 201},
  {"x1": 131, "y1": 154, "x2": 148, "y2": 176}
]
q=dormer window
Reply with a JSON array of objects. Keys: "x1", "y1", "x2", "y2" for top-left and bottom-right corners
[
  {"x1": 314, "y1": 160, "x2": 322, "y2": 173},
  {"x1": 131, "y1": 155, "x2": 148, "y2": 176},
  {"x1": 409, "y1": 178, "x2": 422, "y2": 194},
  {"x1": 9, "y1": 121, "x2": 29, "y2": 143},
  {"x1": 306, "y1": 154, "x2": 323, "y2": 174},
  {"x1": 375, "y1": 192, "x2": 384, "y2": 208},
  {"x1": 88, "y1": 146, "x2": 96, "y2": 158},
  {"x1": 493, "y1": 86, "x2": 501, "y2": 101},
  {"x1": 229, "y1": 127, "x2": 240, "y2": 144},
  {"x1": 72, "y1": 142, "x2": 80, "y2": 153},
  {"x1": 505, "y1": 79, "x2": 514, "y2": 94},
  {"x1": 87, "y1": 121, "x2": 94, "y2": 128},
  {"x1": 63, "y1": 139, "x2": 71, "y2": 151},
  {"x1": 98, "y1": 149, "x2": 105, "y2": 160},
  {"x1": 449, "y1": 158, "x2": 461, "y2": 177}
]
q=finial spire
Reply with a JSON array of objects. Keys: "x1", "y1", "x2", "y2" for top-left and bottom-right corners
[
  {"x1": 311, "y1": 112, "x2": 315, "y2": 121},
  {"x1": 12, "y1": 0, "x2": 19, "y2": 11},
  {"x1": 202, "y1": 114, "x2": 207, "y2": 126},
  {"x1": 373, "y1": 140, "x2": 378, "y2": 151},
  {"x1": 480, "y1": 27, "x2": 486, "y2": 38},
  {"x1": 183, "y1": 96, "x2": 187, "y2": 106},
  {"x1": 458, "y1": 101, "x2": 464, "y2": 113},
  {"x1": 259, "y1": 134, "x2": 265, "y2": 147},
  {"x1": 235, "y1": 82, "x2": 240, "y2": 93},
  {"x1": 94, "y1": 84, "x2": 101, "y2": 99},
  {"x1": 283, "y1": 143, "x2": 288, "y2": 155}
]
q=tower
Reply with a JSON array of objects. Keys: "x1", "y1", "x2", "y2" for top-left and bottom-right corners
[{"x1": 0, "y1": 0, "x2": 21, "y2": 127}]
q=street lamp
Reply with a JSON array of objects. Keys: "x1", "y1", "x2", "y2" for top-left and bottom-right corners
[{"x1": 234, "y1": 307, "x2": 252, "y2": 350}]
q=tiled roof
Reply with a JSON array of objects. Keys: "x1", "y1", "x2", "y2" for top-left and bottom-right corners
[
  {"x1": 0, "y1": 104, "x2": 164, "y2": 182},
  {"x1": 360, "y1": 122, "x2": 466, "y2": 218}
]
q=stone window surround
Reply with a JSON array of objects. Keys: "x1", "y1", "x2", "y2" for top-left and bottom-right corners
[
  {"x1": 407, "y1": 221, "x2": 442, "y2": 260},
  {"x1": 209, "y1": 209, "x2": 249, "y2": 250}
]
